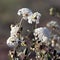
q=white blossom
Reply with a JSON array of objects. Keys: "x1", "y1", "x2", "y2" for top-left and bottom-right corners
[
  {"x1": 46, "y1": 20, "x2": 59, "y2": 28},
  {"x1": 28, "y1": 12, "x2": 41, "y2": 24},
  {"x1": 10, "y1": 24, "x2": 20, "y2": 37},
  {"x1": 53, "y1": 35, "x2": 60, "y2": 41},
  {"x1": 17, "y1": 8, "x2": 33, "y2": 20},
  {"x1": 6, "y1": 36, "x2": 19, "y2": 48},
  {"x1": 33, "y1": 28, "x2": 41, "y2": 36},
  {"x1": 34, "y1": 27, "x2": 51, "y2": 42}
]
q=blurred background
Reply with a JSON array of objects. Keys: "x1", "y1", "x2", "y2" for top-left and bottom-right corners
[{"x1": 0, "y1": 0, "x2": 60, "y2": 60}]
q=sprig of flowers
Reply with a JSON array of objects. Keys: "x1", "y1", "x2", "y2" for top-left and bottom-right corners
[
  {"x1": 28, "y1": 12, "x2": 41, "y2": 24},
  {"x1": 33, "y1": 27, "x2": 51, "y2": 43},
  {"x1": 6, "y1": 8, "x2": 60, "y2": 60},
  {"x1": 10, "y1": 24, "x2": 20, "y2": 37},
  {"x1": 17, "y1": 8, "x2": 33, "y2": 20},
  {"x1": 7, "y1": 36, "x2": 19, "y2": 48},
  {"x1": 17, "y1": 8, "x2": 41, "y2": 25},
  {"x1": 46, "y1": 20, "x2": 60, "y2": 29}
]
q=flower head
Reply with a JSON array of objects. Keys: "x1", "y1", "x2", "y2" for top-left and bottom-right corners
[
  {"x1": 46, "y1": 20, "x2": 59, "y2": 28},
  {"x1": 6, "y1": 36, "x2": 19, "y2": 48},
  {"x1": 28, "y1": 12, "x2": 41, "y2": 24},
  {"x1": 34, "y1": 27, "x2": 51, "y2": 42},
  {"x1": 10, "y1": 24, "x2": 20, "y2": 37},
  {"x1": 17, "y1": 8, "x2": 33, "y2": 20}
]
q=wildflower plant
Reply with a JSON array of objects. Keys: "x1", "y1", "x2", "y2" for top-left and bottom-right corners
[{"x1": 6, "y1": 8, "x2": 60, "y2": 60}]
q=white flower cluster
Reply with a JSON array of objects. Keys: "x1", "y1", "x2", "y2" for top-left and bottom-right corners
[
  {"x1": 7, "y1": 36, "x2": 19, "y2": 48},
  {"x1": 10, "y1": 24, "x2": 20, "y2": 37},
  {"x1": 7, "y1": 8, "x2": 41, "y2": 48},
  {"x1": 17, "y1": 8, "x2": 32, "y2": 20},
  {"x1": 17, "y1": 8, "x2": 41, "y2": 24},
  {"x1": 6, "y1": 24, "x2": 20, "y2": 48},
  {"x1": 34, "y1": 27, "x2": 51, "y2": 42},
  {"x1": 28, "y1": 12, "x2": 41, "y2": 24},
  {"x1": 6, "y1": 8, "x2": 60, "y2": 60},
  {"x1": 46, "y1": 20, "x2": 59, "y2": 28}
]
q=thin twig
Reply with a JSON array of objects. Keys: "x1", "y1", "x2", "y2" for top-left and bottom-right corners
[{"x1": 19, "y1": 18, "x2": 23, "y2": 28}]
